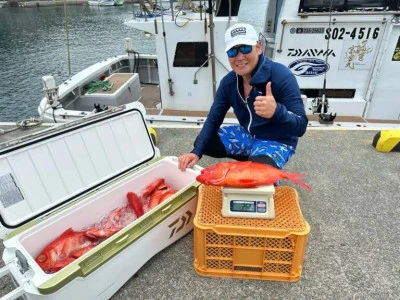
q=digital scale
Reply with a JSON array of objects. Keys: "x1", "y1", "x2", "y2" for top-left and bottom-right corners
[{"x1": 221, "y1": 185, "x2": 276, "y2": 219}]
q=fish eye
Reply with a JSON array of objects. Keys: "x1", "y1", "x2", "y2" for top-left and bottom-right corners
[{"x1": 37, "y1": 254, "x2": 47, "y2": 262}]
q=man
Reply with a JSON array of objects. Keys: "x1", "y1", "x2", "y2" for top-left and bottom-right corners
[{"x1": 178, "y1": 23, "x2": 307, "y2": 171}]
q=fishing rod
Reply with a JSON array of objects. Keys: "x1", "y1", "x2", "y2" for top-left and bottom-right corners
[
  {"x1": 63, "y1": 0, "x2": 71, "y2": 76},
  {"x1": 161, "y1": 0, "x2": 174, "y2": 95},
  {"x1": 208, "y1": 0, "x2": 217, "y2": 97},
  {"x1": 311, "y1": 0, "x2": 336, "y2": 123}
]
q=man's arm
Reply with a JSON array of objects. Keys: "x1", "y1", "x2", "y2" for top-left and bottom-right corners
[
  {"x1": 191, "y1": 82, "x2": 231, "y2": 157},
  {"x1": 270, "y1": 74, "x2": 308, "y2": 137}
]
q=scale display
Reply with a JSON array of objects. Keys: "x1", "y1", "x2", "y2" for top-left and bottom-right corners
[
  {"x1": 222, "y1": 186, "x2": 275, "y2": 219},
  {"x1": 230, "y1": 200, "x2": 267, "y2": 213}
]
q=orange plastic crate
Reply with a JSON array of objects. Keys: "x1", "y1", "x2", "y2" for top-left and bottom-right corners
[{"x1": 193, "y1": 186, "x2": 310, "y2": 282}]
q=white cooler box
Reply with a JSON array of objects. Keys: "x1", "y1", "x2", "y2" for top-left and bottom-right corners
[{"x1": 0, "y1": 106, "x2": 201, "y2": 300}]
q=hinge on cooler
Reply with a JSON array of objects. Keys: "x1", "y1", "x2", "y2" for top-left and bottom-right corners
[{"x1": 15, "y1": 250, "x2": 29, "y2": 274}]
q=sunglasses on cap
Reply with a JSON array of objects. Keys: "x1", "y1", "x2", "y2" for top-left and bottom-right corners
[{"x1": 226, "y1": 45, "x2": 253, "y2": 58}]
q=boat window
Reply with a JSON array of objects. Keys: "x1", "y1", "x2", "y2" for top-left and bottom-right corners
[
  {"x1": 215, "y1": 0, "x2": 241, "y2": 16},
  {"x1": 298, "y1": 0, "x2": 397, "y2": 13},
  {"x1": 301, "y1": 88, "x2": 355, "y2": 98},
  {"x1": 173, "y1": 42, "x2": 209, "y2": 67},
  {"x1": 347, "y1": 0, "x2": 389, "y2": 10}
]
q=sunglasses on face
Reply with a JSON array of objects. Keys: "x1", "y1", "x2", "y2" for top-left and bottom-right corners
[{"x1": 226, "y1": 45, "x2": 253, "y2": 58}]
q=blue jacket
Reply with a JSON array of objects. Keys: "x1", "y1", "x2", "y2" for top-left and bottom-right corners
[{"x1": 191, "y1": 55, "x2": 308, "y2": 158}]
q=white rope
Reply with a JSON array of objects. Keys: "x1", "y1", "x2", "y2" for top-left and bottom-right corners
[{"x1": 0, "y1": 118, "x2": 43, "y2": 136}]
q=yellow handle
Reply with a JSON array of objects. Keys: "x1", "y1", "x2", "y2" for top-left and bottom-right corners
[
  {"x1": 115, "y1": 234, "x2": 129, "y2": 244},
  {"x1": 161, "y1": 204, "x2": 172, "y2": 212}
]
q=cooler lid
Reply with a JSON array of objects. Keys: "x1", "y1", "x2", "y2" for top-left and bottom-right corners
[{"x1": 0, "y1": 106, "x2": 155, "y2": 232}]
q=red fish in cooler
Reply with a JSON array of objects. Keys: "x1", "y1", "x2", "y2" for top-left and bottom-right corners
[
  {"x1": 127, "y1": 192, "x2": 144, "y2": 218},
  {"x1": 148, "y1": 190, "x2": 162, "y2": 209},
  {"x1": 149, "y1": 188, "x2": 177, "y2": 208},
  {"x1": 158, "y1": 189, "x2": 177, "y2": 204},
  {"x1": 196, "y1": 161, "x2": 311, "y2": 190},
  {"x1": 35, "y1": 178, "x2": 174, "y2": 274},
  {"x1": 35, "y1": 228, "x2": 99, "y2": 274},
  {"x1": 85, "y1": 227, "x2": 121, "y2": 239},
  {"x1": 104, "y1": 206, "x2": 127, "y2": 227},
  {"x1": 142, "y1": 178, "x2": 165, "y2": 197}
]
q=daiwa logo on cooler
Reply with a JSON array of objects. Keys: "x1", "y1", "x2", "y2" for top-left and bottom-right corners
[
  {"x1": 231, "y1": 27, "x2": 246, "y2": 37},
  {"x1": 288, "y1": 58, "x2": 329, "y2": 77}
]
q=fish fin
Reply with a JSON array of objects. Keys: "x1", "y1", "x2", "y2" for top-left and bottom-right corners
[
  {"x1": 283, "y1": 173, "x2": 311, "y2": 191},
  {"x1": 52, "y1": 257, "x2": 76, "y2": 272},
  {"x1": 233, "y1": 161, "x2": 252, "y2": 171},
  {"x1": 237, "y1": 179, "x2": 259, "y2": 187},
  {"x1": 70, "y1": 245, "x2": 96, "y2": 258},
  {"x1": 86, "y1": 228, "x2": 120, "y2": 239},
  {"x1": 59, "y1": 228, "x2": 74, "y2": 237}
]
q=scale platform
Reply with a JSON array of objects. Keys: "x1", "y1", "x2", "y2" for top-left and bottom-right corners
[
  {"x1": 194, "y1": 185, "x2": 310, "y2": 281},
  {"x1": 222, "y1": 185, "x2": 275, "y2": 219}
]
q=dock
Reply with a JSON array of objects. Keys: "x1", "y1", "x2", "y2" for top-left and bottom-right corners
[{"x1": 0, "y1": 124, "x2": 399, "y2": 299}]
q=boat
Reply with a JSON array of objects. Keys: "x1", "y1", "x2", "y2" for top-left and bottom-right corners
[
  {"x1": 38, "y1": 0, "x2": 400, "y2": 127},
  {"x1": 87, "y1": 0, "x2": 123, "y2": 6}
]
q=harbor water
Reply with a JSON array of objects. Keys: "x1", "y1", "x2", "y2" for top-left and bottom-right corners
[{"x1": 0, "y1": 2, "x2": 266, "y2": 122}]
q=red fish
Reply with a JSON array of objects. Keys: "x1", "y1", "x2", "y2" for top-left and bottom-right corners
[
  {"x1": 85, "y1": 227, "x2": 121, "y2": 239},
  {"x1": 35, "y1": 228, "x2": 98, "y2": 274},
  {"x1": 142, "y1": 178, "x2": 165, "y2": 197},
  {"x1": 70, "y1": 244, "x2": 98, "y2": 259},
  {"x1": 196, "y1": 161, "x2": 311, "y2": 190},
  {"x1": 127, "y1": 192, "x2": 144, "y2": 218},
  {"x1": 148, "y1": 189, "x2": 165, "y2": 209},
  {"x1": 104, "y1": 206, "x2": 126, "y2": 226},
  {"x1": 158, "y1": 189, "x2": 177, "y2": 204},
  {"x1": 148, "y1": 188, "x2": 176, "y2": 209}
]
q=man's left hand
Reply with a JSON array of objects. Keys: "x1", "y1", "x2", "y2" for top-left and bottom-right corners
[{"x1": 254, "y1": 82, "x2": 276, "y2": 119}]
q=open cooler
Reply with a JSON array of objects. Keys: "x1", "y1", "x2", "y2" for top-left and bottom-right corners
[{"x1": 0, "y1": 105, "x2": 201, "y2": 300}]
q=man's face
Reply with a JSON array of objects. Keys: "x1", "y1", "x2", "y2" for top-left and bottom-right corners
[{"x1": 227, "y1": 42, "x2": 262, "y2": 78}]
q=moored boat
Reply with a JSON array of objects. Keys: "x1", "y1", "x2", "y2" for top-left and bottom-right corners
[
  {"x1": 114, "y1": 0, "x2": 124, "y2": 6},
  {"x1": 38, "y1": 0, "x2": 400, "y2": 127},
  {"x1": 87, "y1": 0, "x2": 121, "y2": 6}
]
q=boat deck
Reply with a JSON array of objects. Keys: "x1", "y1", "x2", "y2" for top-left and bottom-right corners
[
  {"x1": 0, "y1": 123, "x2": 399, "y2": 299},
  {"x1": 140, "y1": 83, "x2": 236, "y2": 120}
]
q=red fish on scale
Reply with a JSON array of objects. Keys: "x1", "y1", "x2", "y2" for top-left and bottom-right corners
[{"x1": 196, "y1": 161, "x2": 311, "y2": 190}]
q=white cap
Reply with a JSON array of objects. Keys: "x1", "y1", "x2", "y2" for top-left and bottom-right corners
[{"x1": 224, "y1": 23, "x2": 258, "y2": 52}]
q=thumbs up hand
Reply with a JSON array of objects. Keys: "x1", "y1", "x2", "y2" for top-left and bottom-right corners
[{"x1": 254, "y1": 82, "x2": 277, "y2": 119}]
